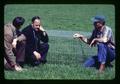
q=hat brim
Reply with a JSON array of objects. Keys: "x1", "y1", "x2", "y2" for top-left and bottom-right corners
[{"x1": 91, "y1": 18, "x2": 100, "y2": 23}]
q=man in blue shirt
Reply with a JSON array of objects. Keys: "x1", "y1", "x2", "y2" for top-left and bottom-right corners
[{"x1": 73, "y1": 15, "x2": 115, "y2": 72}]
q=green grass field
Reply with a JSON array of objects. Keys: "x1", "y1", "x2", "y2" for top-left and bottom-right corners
[{"x1": 4, "y1": 4, "x2": 115, "y2": 80}]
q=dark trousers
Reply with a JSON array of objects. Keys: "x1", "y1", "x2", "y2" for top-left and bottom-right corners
[
  {"x1": 13, "y1": 40, "x2": 26, "y2": 66},
  {"x1": 84, "y1": 43, "x2": 115, "y2": 68},
  {"x1": 29, "y1": 43, "x2": 49, "y2": 66},
  {"x1": 39, "y1": 43, "x2": 49, "y2": 61}
]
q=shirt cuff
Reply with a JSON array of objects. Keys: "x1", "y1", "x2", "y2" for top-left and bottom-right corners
[{"x1": 101, "y1": 62, "x2": 105, "y2": 64}]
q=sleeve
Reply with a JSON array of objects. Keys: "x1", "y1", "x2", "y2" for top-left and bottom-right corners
[
  {"x1": 103, "y1": 28, "x2": 109, "y2": 37},
  {"x1": 17, "y1": 34, "x2": 26, "y2": 41},
  {"x1": 88, "y1": 29, "x2": 96, "y2": 44},
  {"x1": 40, "y1": 31, "x2": 49, "y2": 43},
  {"x1": 103, "y1": 27, "x2": 115, "y2": 46},
  {"x1": 22, "y1": 28, "x2": 37, "y2": 55},
  {"x1": 102, "y1": 27, "x2": 112, "y2": 40},
  {"x1": 4, "y1": 31, "x2": 16, "y2": 67}
]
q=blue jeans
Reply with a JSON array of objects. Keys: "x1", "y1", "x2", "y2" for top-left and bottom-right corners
[{"x1": 84, "y1": 43, "x2": 115, "y2": 68}]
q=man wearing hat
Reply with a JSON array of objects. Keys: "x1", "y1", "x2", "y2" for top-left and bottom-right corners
[{"x1": 73, "y1": 15, "x2": 115, "y2": 72}]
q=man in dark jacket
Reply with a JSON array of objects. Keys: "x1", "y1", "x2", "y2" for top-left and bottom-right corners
[
  {"x1": 22, "y1": 16, "x2": 49, "y2": 66},
  {"x1": 4, "y1": 17, "x2": 26, "y2": 71}
]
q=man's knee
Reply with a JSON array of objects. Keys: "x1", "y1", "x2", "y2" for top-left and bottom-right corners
[
  {"x1": 44, "y1": 43, "x2": 49, "y2": 48},
  {"x1": 83, "y1": 56, "x2": 97, "y2": 67},
  {"x1": 97, "y1": 43, "x2": 105, "y2": 48},
  {"x1": 41, "y1": 43, "x2": 49, "y2": 51},
  {"x1": 21, "y1": 40, "x2": 26, "y2": 45},
  {"x1": 17, "y1": 40, "x2": 26, "y2": 48}
]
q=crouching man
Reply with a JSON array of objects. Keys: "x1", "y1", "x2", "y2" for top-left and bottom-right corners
[
  {"x1": 22, "y1": 16, "x2": 49, "y2": 66},
  {"x1": 4, "y1": 17, "x2": 26, "y2": 71},
  {"x1": 73, "y1": 15, "x2": 115, "y2": 72}
]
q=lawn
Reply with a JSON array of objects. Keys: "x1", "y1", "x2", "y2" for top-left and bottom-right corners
[{"x1": 4, "y1": 4, "x2": 115, "y2": 80}]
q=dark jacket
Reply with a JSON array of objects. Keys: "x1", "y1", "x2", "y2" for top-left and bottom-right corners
[{"x1": 22, "y1": 25, "x2": 49, "y2": 60}]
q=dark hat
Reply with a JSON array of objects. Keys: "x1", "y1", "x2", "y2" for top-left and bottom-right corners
[{"x1": 91, "y1": 15, "x2": 105, "y2": 23}]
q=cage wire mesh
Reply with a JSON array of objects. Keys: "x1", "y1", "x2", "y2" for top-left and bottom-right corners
[{"x1": 46, "y1": 30, "x2": 97, "y2": 65}]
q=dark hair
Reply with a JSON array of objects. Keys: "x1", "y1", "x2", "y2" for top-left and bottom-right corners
[
  {"x1": 94, "y1": 21, "x2": 105, "y2": 26},
  {"x1": 31, "y1": 16, "x2": 40, "y2": 22},
  {"x1": 12, "y1": 17, "x2": 25, "y2": 27},
  {"x1": 100, "y1": 21, "x2": 105, "y2": 25}
]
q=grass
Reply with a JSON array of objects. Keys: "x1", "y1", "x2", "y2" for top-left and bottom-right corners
[
  {"x1": 5, "y1": 63, "x2": 115, "y2": 80},
  {"x1": 4, "y1": 4, "x2": 115, "y2": 33},
  {"x1": 47, "y1": 36, "x2": 97, "y2": 64},
  {"x1": 4, "y1": 4, "x2": 115, "y2": 80}
]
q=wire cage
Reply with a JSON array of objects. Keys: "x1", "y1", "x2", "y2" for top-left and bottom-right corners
[{"x1": 46, "y1": 30, "x2": 97, "y2": 65}]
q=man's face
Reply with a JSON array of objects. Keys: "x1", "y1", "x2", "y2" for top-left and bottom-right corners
[
  {"x1": 94, "y1": 21, "x2": 103, "y2": 30},
  {"x1": 32, "y1": 19, "x2": 41, "y2": 31},
  {"x1": 15, "y1": 25, "x2": 21, "y2": 30}
]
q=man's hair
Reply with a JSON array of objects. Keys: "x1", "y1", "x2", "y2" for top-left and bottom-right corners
[
  {"x1": 12, "y1": 17, "x2": 25, "y2": 27},
  {"x1": 31, "y1": 16, "x2": 40, "y2": 23},
  {"x1": 95, "y1": 21, "x2": 105, "y2": 25},
  {"x1": 101, "y1": 21, "x2": 105, "y2": 25}
]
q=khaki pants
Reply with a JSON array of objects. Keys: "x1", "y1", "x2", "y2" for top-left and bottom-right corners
[
  {"x1": 13, "y1": 40, "x2": 26, "y2": 64},
  {"x1": 5, "y1": 40, "x2": 26, "y2": 69}
]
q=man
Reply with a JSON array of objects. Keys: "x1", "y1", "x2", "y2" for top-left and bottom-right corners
[
  {"x1": 22, "y1": 16, "x2": 49, "y2": 66},
  {"x1": 4, "y1": 17, "x2": 26, "y2": 71},
  {"x1": 73, "y1": 15, "x2": 115, "y2": 72}
]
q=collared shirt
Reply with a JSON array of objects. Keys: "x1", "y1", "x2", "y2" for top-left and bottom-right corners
[{"x1": 89, "y1": 25, "x2": 115, "y2": 48}]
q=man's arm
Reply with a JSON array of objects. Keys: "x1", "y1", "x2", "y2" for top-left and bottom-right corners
[
  {"x1": 89, "y1": 35, "x2": 108, "y2": 47},
  {"x1": 4, "y1": 34, "x2": 16, "y2": 67},
  {"x1": 73, "y1": 33, "x2": 89, "y2": 44},
  {"x1": 17, "y1": 34, "x2": 26, "y2": 41},
  {"x1": 33, "y1": 51, "x2": 41, "y2": 60},
  {"x1": 90, "y1": 27, "x2": 114, "y2": 47},
  {"x1": 12, "y1": 34, "x2": 26, "y2": 48},
  {"x1": 79, "y1": 36, "x2": 89, "y2": 44},
  {"x1": 39, "y1": 26, "x2": 49, "y2": 43}
]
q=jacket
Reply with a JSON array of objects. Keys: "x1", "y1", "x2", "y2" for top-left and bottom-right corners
[
  {"x1": 22, "y1": 24, "x2": 49, "y2": 58},
  {"x1": 4, "y1": 23, "x2": 25, "y2": 66}
]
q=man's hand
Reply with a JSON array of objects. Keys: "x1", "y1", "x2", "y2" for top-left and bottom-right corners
[
  {"x1": 33, "y1": 51, "x2": 41, "y2": 60},
  {"x1": 14, "y1": 65, "x2": 23, "y2": 72},
  {"x1": 39, "y1": 26, "x2": 45, "y2": 31},
  {"x1": 73, "y1": 33, "x2": 88, "y2": 43},
  {"x1": 73, "y1": 33, "x2": 83, "y2": 38},
  {"x1": 12, "y1": 38, "x2": 17, "y2": 48},
  {"x1": 89, "y1": 38, "x2": 97, "y2": 47},
  {"x1": 39, "y1": 26, "x2": 46, "y2": 36},
  {"x1": 90, "y1": 36, "x2": 108, "y2": 47}
]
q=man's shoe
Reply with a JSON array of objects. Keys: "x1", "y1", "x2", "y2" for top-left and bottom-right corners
[{"x1": 41, "y1": 60, "x2": 47, "y2": 64}]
